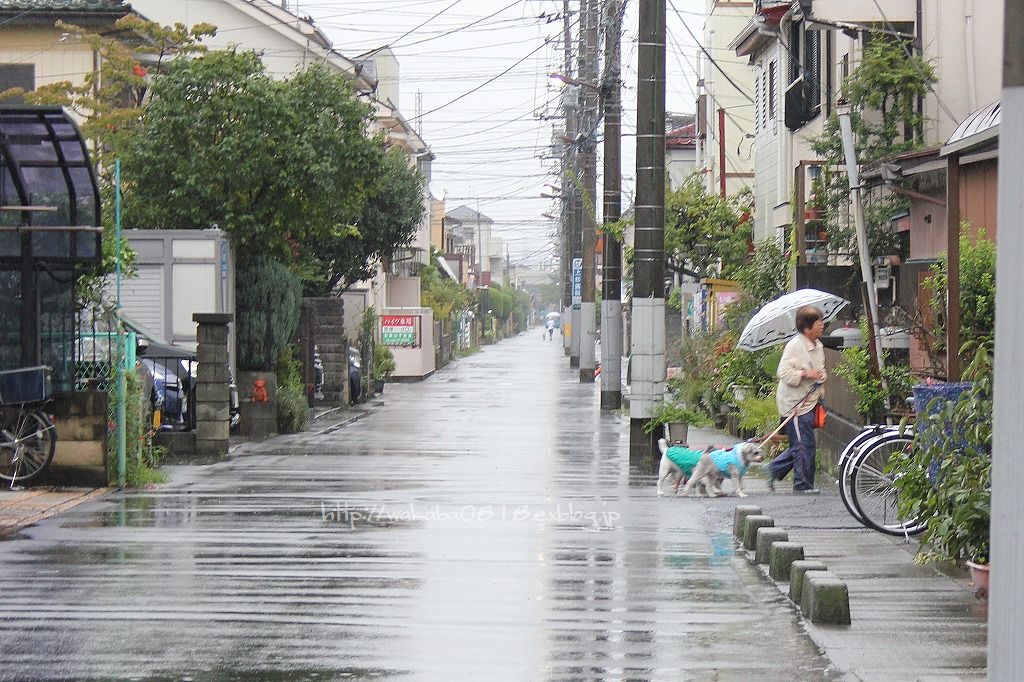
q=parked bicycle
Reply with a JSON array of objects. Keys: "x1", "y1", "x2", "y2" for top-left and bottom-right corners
[
  {"x1": 0, "y1": 367, "x2": 57, "y2": 487},
  {"x1": 838, "y1": 423, "x2": 925, "y2": 537}
]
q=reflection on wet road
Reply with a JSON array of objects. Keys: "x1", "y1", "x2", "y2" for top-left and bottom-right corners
[{"x1": 0, "y1": 334, "x2": 838, "y2": 680}]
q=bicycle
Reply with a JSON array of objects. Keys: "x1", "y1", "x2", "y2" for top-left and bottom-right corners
[
  {"x1": 0, "y1": 367, "x2": 57, "y2": 487},
  {"x1": 838, "y1": 424, "x2": 925, "y2": 537}
]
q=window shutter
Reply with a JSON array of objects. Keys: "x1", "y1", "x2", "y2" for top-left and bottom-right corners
[{"x1": 805, "y1": 30, "x2": 821, "y2": 112}]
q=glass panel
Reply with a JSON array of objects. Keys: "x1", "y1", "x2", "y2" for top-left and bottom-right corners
[
  {"x1": 0, "y1": 232, "x2": 18, "y2": 258},
  {"x1": 0, "y1": 165, "x2": 22, "y2": 227},
  {"x1": 38, "y1": 268, "x2": 74, "y2": 391},
  {"x1": 75, "y1": 230, "x2": 99, "y2": 261},
  {"x1": 0, "y1": 270, "x2": 21, "y2": 371},
  {"x1": 60, "y1": 139, "x2": 85, "y2": 163},
  {"x1": 24, "y1": 167, "x2": 70, "y2": 226},
  {"x1": 69, "y1": 167, "x2": 95, "y2": 226},
  {"x1": 32, "y1": 230, "x2": 69, "y2": 259}
]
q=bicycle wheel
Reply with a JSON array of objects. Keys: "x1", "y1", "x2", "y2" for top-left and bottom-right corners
[
  {"x1": 838, "y1": 425, "x2": 897, "y2": 523},
  {"x1": 849, "y1": 432, "x2": 926, "y2": 536},
  {"x1": 0, "y1": 409, "x2": 56, "y2": 484}
]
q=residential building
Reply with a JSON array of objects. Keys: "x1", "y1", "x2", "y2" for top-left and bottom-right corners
[
  {"x1": 697, "y1": 0, "x2": 756, "y2": 199},
  {"x1": 444, "y1": 206, "x2": 504, "y2": 287},
  {"x1": 0, "y1": 0, "x2": 131, "y2": 101},
  {"x1": 731, "y1": 0, "x2": 1003, "y2": 249},
  {"x1": 666, "y1": 122, "x2": 698, "y2": 189}
]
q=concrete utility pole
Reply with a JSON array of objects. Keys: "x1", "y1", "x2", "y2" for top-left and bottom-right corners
[
  {"x1": 568, "y1": 0, "x2": 587, "y2": 368},
  {"x1": 837, "y1": 104, "x2": 886, "y2": 379},
  {"x1": 578, "y1": 0, "x2": 600, "y2": 382},
  {"x1": 561, "y1": 0, "x2": 575, "y2": 355},
  {"x1": 600, "y1": 0, "x2": 623, "y2": 409},
  {"x1": 630, "y1": 0, "x2": 666, "y2": 459},
  {"x1": 989, "y1": 0, "x2": 1024, "y2": 673}
]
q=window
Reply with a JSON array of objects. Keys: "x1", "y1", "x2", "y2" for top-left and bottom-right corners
[
  {"x1": 0, "y1": 64, "x2": 34, "y2": 103},
  {"x1": 784, "y1": 20, "x2": 821, "y2": 130},
  {"x1": 768, "y1": 61, "x2": 777, "y2": 121}
]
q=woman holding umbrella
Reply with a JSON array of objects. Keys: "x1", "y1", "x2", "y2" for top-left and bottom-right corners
[{"x1": 766, "y1": 306, "x2": 827, "y2": 494}]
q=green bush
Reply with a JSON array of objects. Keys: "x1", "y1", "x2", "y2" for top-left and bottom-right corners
[
  {"x1": 834, "y1": 343, "x2": 915, "y2": 422},
  {"x1": 374, "y1": 344, "x2": 395, "y2": 379},
  {"x1": 107, "y1": 362, "x2": 167, "y2": 487},
  {"x1": 275, "y1": 383, "x2": 309, "y2": 433},
  {"x1": 893, "y1": 344, "x2": 992, "y2": 564},
  {"x1": 275, "y1": 345, "x2": 308, "y2": 433},
  {"x1": 236, "y1": 258, "x2": 302, "y2": 371}
]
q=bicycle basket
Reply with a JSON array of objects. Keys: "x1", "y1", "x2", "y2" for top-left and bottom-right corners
[{"x1": 0, "y1": 366, "x2": 52, "y2": 405}]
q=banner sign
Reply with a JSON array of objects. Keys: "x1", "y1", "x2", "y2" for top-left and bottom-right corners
[
  {"x1": 572, "y1": 257, "x2": 583, "y2": 304},
  {"x1": 381, "y1": 315, "x2": 419, "y2": 347}
]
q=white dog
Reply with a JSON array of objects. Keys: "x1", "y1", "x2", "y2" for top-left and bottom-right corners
[
  {"x1": 679, "y1": 441, "x2": 766, "y2": 498},
  {"x1": 657, "y1": 438, "x2": 709, "y2": 496}
]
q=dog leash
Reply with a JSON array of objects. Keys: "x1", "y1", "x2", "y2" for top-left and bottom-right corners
[{"x1": 753, "y1": 383, "x2": 823, "y2": 445}]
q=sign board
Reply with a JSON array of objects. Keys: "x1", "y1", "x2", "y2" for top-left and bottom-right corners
[
  {"x1": 381, "y1": 315, "x2": 419, "y2": 347},
  {"x1": 571, "y1": 257, "x2": 583, "y2": 304}
]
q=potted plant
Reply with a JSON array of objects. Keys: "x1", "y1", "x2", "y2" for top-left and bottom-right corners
[
  {"x1": 373, "y1": 344, "x2": 396, "y2": 392},
  {"x1": 643, "y1": 401, "x2": 711, "y2": 445}
]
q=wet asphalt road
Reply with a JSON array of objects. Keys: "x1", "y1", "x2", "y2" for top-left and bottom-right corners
[{"x1": 0, "y1": 333, "x2": 840, "y2": 681}]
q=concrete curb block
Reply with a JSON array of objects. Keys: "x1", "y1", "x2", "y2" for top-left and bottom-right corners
[
  {"x1": 801, "y1": 571, "x2": 852, "y2": 625},
  {"x1": 789, "y1": 560, "x2": 829, "y2": 603},
  {"x1": 768, "y1": 542, "x2": 805, "y2": 581},
  {"x1": 741, "y1": 514, "x2": 774, "y2": 550},
  {"x1": 733, "y1": 505, "x2": 762, "y2": 539},
  {"x1": 754, "y1": 527, "x2": 789, "y2": 565}
]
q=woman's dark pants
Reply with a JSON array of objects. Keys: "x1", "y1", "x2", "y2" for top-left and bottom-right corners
[{"x1": 769, "y1": 410, "x2": 817, "y2": 490}]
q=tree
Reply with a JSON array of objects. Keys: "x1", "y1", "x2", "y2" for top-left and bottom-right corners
[
  {"x1": 302, "y1": 146, "x2": 426, "y2": 295},
  {"x1": 811, "y1": 36, "x2": 937, "y2": 257},
  {"x1": 664, "y1": 175, "x2": 752, "y2": 280},
  {"x1": 117, "y1": 52, "x2": 382, "y2": 266}
]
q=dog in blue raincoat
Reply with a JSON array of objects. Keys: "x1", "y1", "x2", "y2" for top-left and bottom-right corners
[{"x1": 679, "y1": 441, "x2": 766, "y2": 498}]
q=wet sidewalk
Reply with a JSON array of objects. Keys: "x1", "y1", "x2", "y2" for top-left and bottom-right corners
[
  {"x1": 682, "y1": 425, "x2": 988, "y2": 681},
  {"x1": 0, "y1": 332, "x2": 985, "y2": 680}
]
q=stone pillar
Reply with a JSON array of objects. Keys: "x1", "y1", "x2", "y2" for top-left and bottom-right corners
[
  {"x1": 193, "y1": 313, "x2": 233, "y2": 456},
  {"x1": 298, "y1": 298, "x2": 346, "y2": 406}
]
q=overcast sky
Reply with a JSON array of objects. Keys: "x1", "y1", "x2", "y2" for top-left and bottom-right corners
[{"x1": 295, "y1": 0, "x2": 709, "y2": 269}]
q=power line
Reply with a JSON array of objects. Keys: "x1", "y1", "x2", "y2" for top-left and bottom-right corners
[
  {"x1": 668, "y1": 0, "x2": 754, "y2": 104},
  {"x1": 408, "y1": 38, "x2": 553, "y2": 122}
]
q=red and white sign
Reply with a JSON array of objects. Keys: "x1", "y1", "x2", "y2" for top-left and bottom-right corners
[{"x1": 381, "y1": 315, "x2": 419, "y2": 347}]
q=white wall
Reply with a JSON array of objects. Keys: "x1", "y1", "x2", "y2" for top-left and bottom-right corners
[
  {"x1": 130, "y1": 0, "x2": 360, "y2": 81},
  {"x1": 702, "y1": 0, "x2": 755, "y2": 197}
]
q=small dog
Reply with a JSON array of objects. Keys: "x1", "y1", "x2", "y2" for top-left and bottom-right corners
[
  {"x1": 680, "y1": 441, "x2": 766, "y2": 498},
  {"x1": 657, "y1": 438, "x2": 706, "y2": 496}
]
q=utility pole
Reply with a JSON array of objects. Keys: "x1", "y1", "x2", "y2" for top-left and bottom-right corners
[
  {"x1": 578, "y1": 0, "x2": 599, "y2": 382},
  {"x1": 562, "y1": 0, "x2": 577, "y2": 357},
  {"x1": 989, "y1": 0, "x2": 1024, "y2": 673},
  {"x1": 630, "y1": 0, "x2": 665, "y2": 460},
  {"x1": 600, "y1": 0, "x2": 623, "y2": 409}
]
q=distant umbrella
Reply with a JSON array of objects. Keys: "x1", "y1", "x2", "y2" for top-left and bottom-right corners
[
  {"x1": 738, "y1": 289, "x2": 850, "y2": 351},
  {"x1": 545, "y1": 311, "x2": 561, "y2": 320}
]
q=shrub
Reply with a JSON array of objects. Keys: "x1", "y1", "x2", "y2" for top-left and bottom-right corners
[
  {"x1": 275, "y1": 346, "x2": 308, "y2": 433},
  {"x1": 374, "y1": 344, "x2": 396, "y2": 379},
  {"x1": 236, "y1": 258, "x2": 302, "y2": 371},
  {"x1": 276, "y1": 383, "x2": 309, "y2": 433},
  {"x1": 893, "y1": 344, "x2": 992, "y2": 564}
]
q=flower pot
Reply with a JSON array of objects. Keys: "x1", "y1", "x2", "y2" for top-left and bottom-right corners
[
  {"x1": 730, "y1": 384, "x2": 754, "y2": 404},
  {"x1": 665, "y1": 421, "x2": 689, "y2": 445},
  {"x1": 966, "y1": 560, "x2": 989, "y2": 597},
  {"x1": 373, "y1": 378, "x2": 385, "y2": 393}
]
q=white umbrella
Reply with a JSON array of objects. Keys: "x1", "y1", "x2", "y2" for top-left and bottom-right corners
[
  {"x1": 545, "y1": 311, "x2": 561, "y2": 320},
  {"x1": 737, "y1": 289, "x2": 850, "y2": 351}
]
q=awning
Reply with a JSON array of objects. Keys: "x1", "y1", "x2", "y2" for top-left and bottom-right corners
[{"x1": 941, "y1": 100, "x2": 1000, "y2": 157}]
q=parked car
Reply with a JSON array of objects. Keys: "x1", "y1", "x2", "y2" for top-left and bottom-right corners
[{"x1": 123, "y1": 317, "x2": 240, "y2": 431}]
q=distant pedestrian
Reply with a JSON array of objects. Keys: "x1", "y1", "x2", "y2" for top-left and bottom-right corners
[
  {"x1": 546, "y1": 319, "x2": 555, "y2": 340},
  {"x1": 766, "y1": 305, "x2": 827, "y2": 495}
]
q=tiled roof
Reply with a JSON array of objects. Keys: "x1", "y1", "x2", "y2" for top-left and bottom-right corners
[{"x1": 0, "y1": 0, "x2": 128, "y2": 10}]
